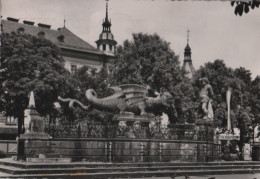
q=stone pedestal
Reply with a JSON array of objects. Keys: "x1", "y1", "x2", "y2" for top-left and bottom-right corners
[
  {"x1": 21, "y1": 108, "x2": 50, "y2": 140},
  {"x1": 194, "y1": 119, "x2": 216, "y2": 142},
  {"x1": 243, "y1": 143, "x2": 252, "y2": 161},
  {"x1": 18, "y1": 98, "x2": 51, "y2": 161},
  {"x1": 113, "y1": 114, "x2": 159, "y2": 139}
]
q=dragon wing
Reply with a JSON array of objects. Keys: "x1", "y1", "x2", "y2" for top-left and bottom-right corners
[
  {"x1": 107, "y1": 86, "x2": 125, "y2": 100},
  {"x1": 108, "y1": 86, "x2": 123, "y2": 93},
  {"x1": 118, "y1": 84, "x2": 148, "y2": 106}
]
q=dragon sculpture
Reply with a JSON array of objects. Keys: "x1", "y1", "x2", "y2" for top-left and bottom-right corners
[{"x1": 59, "y1": 84, "x2": 175, "y2": 116}]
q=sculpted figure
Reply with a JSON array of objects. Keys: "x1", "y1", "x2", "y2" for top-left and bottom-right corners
[
  {"x1": 199, "y1": 77, "x2": 214, "y2": 120},
  {"x1": 85, "y1": 84, "x2": 174, "y2": 115},
  {"x1": 59, "y1": 84, "x2": 175, "y2": 116}
]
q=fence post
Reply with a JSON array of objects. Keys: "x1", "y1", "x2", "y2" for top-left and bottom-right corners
[
  {"x1": 77, "y1": 122, "x2": 81, "y2": 138},
  {"x1": 139, "y1": 143, "x2": 145, "y2": 162},
  {"x1": 108, "y1": 141, "x2": 112, "y2": 162}
]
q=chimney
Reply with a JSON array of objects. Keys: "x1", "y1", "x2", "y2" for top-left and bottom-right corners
[
  {"x1": 38, "y1": 23, "x2": 51, "y2": 29},
  {"x1": 7, "y1": 17, "x2": 19, "y2": 22},
  {"x1": 23, "y1": 20, "x2": 35, "y2": 25}
]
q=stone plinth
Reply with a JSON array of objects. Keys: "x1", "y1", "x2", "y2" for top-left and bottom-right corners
[
  {"x1": 20, "y1": 133, "x2": 50, "y2": 140},
  {"x1": 113, "y1": 114, "x2": 159, "y2": 139},
  {"x1": 22, "y1": 91, "x2": 50, "y2": 139},
  {"x1": 22, "y1": 138, "x2": 219, "y2": 162},
  {"x1": 21, "y1": 108, "x2": 50, "y2": 140}
]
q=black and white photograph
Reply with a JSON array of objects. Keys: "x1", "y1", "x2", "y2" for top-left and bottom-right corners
[{"x1": 0, "y1": 0, "x2": 260, "y2": 178}]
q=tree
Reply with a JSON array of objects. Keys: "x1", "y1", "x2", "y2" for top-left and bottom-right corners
[
  {"x1": 250, "y1": 76, "x2": 260, "y2": 124},
  {"x1": 193, "y1": 60, "x2": 247, "y2": 126},
  {"x1": 171, "y1": 80, "x2": 199, "y2": 124},
  {"x1": 0, "y1": 32, "x2": 76, "y2": 135},
  {"x1": 67, "y1": 65, "x2": 114, "y2": 124},
  {"x1": 193, "y1": 60, "x2": 234, "y2": 96},
  {"x1": 234, "y1": 67, "x2": 252, "y2": 90},
  {"x1": 231, "y1": 1, "x2": 260, "y2": 16},
  {"x1": 110, "y1": 33, "x2": 182, "y2": 92},
  {"x1": 108, "y1": 33, "x2": 182, "y2": 122}
]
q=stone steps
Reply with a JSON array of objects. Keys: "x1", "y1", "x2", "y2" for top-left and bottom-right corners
[
  {"x1": 0, "y1": 160, "x2": 260, "y2": 178},
  {"x1": 2, "y1": 160, "x2": 260, "y2": 168},
  {"x1": 1, "y1": 164, "x2": 260, "y2": 174},
  {"x1": 0, "y1": 168, "x2": 258, "y2": 178}
]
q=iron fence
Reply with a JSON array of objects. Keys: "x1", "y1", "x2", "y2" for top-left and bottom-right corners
[{"x1": 44, "y1": 120, "x2": 215, "y2": 142}]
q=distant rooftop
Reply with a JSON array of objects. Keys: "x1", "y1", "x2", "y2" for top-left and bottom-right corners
[{"x1": 1, "y1": 17, "x2": 104, "y2": 55}]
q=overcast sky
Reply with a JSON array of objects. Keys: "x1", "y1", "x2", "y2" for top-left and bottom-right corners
[{"x1": 2, "y1": 0, "x2": 260, "y2": 78}]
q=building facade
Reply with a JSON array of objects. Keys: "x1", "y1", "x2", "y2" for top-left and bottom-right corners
[
  {"x1": 0, "y1": 2, "x2": 117, "y2": 140},
  {"x1": 1, "y1": 2, "x2": 116, "y2": 74}
]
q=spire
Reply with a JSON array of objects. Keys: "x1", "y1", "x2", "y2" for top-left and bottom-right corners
[
  {"x1": 102, "y1": 0, "x2": 111, "y2": 32},
  {"x1": 64, "y1": 16, "x2": 66, "y2": 28},
  {"x1": 96, "y1": 0, "x2": 117, "y2": 56},
  {"x1": 28, "y1": 91, "x2": 36, "y2": 109},
  {"x1": 182, "y1": 29, "x2": 195, "y2": 79},
  {"x1": 185, "y1": 29, "x2": 191, "y2": 54},
  {"x1": 106, "y1": 0, "x2": 108, "y2": 21},
  {"x1": 187, "y1": 29, "x2": 189, "y2": 44}
]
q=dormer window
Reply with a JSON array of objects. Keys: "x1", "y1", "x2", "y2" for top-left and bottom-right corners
[
  {"x1": 38, "y1": 31, "x2": 45, "y2": 38},
  {"x1": 57, "y1": 35, "x2": 65, "y2": 42},
  {"x1": 17, "y1": 27, "x2": 25, "y2": 34}
]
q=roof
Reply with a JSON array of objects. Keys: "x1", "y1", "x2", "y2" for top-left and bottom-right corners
[
  {"x1": 1, "y1": 19, "x2": 104, "y2": 55},
  {"x1": 185, "y1": 43, "x2": 191, "y2": 52}
]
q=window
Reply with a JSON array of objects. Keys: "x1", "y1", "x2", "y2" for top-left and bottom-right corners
[
  {"x1": 17, "y1": 27, "x2": 25, "y2": 34},
  {"x1": 103, "y1": 44, "x2": 106, "y2": 51},
  {"x1": 6, "y1": 116, "x2": 17, "y2": 125},
  {"x1": 109, "y1": 45, "x2": 112, "y2": 51},
  {"x1": 71, "y1": 65, "x2": 77, "y2": 74},
  {"x1": 57, "y1": 35, "x2": 65, "y2": 42},
  {"x1": 38, "y1": 31, "x2": 45, "y2": 38}
]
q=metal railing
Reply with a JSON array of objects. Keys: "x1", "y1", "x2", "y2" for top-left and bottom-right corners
[{"x1": 44, "y1": 121, "x2": 215, "y2": 142}]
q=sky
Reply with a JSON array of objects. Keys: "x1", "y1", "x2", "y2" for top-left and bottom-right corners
[{"x1": 1, "y1": 0, "x2": 260, "y2": 78}]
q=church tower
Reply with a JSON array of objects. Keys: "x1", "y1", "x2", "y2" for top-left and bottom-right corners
[
  {"x1": 96, "y1": 0, "x2": 117, "y2": 56},
  {"x1": 182, "y1": 30, "x2": 195, "y2": 79}
]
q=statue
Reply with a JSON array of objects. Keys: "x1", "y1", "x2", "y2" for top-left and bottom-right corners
[
  {"x1": 199, "y1": 77, "x2": 214, "y2": 120},
  {"x1": 59, "y1": 84, "x2": 175, "y2": 138},
  {"x1": 59, "y1": 84, "x2": 175, "y2": 116}
]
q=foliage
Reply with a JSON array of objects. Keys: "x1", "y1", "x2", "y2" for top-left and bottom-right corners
[
  {"x1": 110, "y1": 33, "x2": 182, "y2": 92},
  {"x1": 0, "y1": 32, "x2": 76, "y2": 133},
  {"x1": 109, "y1": 33, "x2": 182, "y2": 122},
  {"x1": 250, "y1": 76, "x2": 260, "y2": 124},
  {"x1": 193, "y1": 60, "x2": 234, "y2": 97},
  {"x1": 222, "y1": 141, "x2": 239, "y2": 161},
  {"x1": 231, "y1": 0, "x2": 260, "y2": 16},
  {"x1": 171, "y1": 80, "x2": 199, "y2": 123},
  {"x1": 65, "y1": 65, "x2": 114, "y2": 125}
]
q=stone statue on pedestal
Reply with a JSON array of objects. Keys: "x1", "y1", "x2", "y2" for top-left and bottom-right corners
[
  {"x1": 59, "y1": 84, "x2": 175, "y2": 138},
  {"x1": 59, "y1": 84, "x2": 175, "y2": 117},
  {"x1": 199, "y1": 77, "x2": 214, "y2": 120},
  {"x1": 21, "y1": 91, "x2": 50, "y2": 139}
]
